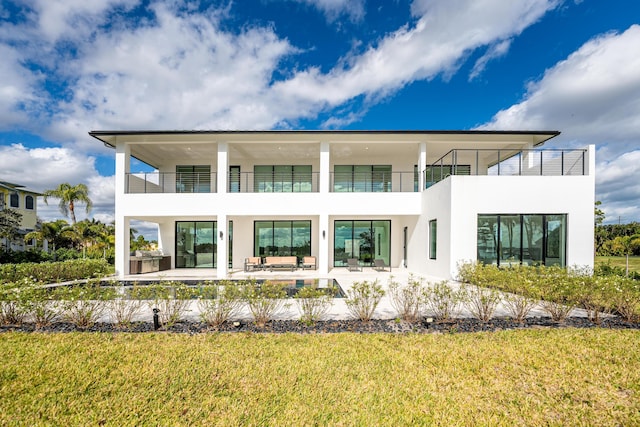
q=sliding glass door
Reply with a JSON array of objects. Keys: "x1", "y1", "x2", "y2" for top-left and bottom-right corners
[
  {"x1": 334, "y1": 220, "x2": 390, "y2": 267},
  {"x1": 175, "y1": 221, "x2": 216, "y2": 268}
]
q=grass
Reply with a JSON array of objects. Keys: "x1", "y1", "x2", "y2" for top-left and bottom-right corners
[
  {"x1": 1, "y1": 330, "x2": 639, "y2": 426},
  {"x1": 596, "y1": 255, "x2": 640, "y2": 273}
]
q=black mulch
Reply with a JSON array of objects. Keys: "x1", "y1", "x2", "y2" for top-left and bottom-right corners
[{"x1": 2, "y1": 317, "x2": 640, "y2": 334}]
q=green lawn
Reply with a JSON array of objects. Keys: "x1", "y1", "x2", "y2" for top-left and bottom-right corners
[
  {"x1": 1, "y1": 330, "x2": 639, "y2": 426},
  {"x1": 596, "y1": 255, "x2": 640, "y2": 272}
]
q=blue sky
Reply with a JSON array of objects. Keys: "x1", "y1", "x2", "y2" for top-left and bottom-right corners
[{"x1": 1, "y1": 0, "x2": 640, "y2": 229}]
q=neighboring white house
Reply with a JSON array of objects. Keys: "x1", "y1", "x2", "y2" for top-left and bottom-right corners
[
  {"x1": 90, "y1": 130, "x2": 595, "y2": 279},
  {"x1": 0, "y1": 181, "x2": 41, "y2": 252}
]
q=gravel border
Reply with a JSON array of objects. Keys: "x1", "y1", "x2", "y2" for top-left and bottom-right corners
[{"x1": 2, "y1": 317, "x2": 639, "y2": 334}]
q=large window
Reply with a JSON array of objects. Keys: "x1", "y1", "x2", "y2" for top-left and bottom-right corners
[
  {"x1": 334, "y1": 220, "x2": 390, "y2": 267},
  {"x1": 477, "y1": 214, "x2": 566, "y2": 267},
  {"x1": 429, "y1": 220, "x2": 437, "y2": 260},
  {"x1": 254, "y1": 221, "x2": 311, "y2": 259},
  {"x1": 176, "y1": 165, "x2": 211, "y2": 193},
  {"x1": 175, "y1": 221, "x2": 216, "y2": 268},
  {"x1": 254, "y1": 165, "x2": 312, "y2": 192},
  {"x1": 25, "y1": 195, "x2": 34, "y2": 210},
  {"x1": 333, "y1": 165, "x2": 391, "y2": 192},
  {"x1": 10, "y1": 193, "x2": 19, "y2": 208}
]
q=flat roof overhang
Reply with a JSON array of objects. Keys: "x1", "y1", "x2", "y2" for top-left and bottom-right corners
[{"x1": 89, "y1": 129, "x2": 560, "y2": 168}]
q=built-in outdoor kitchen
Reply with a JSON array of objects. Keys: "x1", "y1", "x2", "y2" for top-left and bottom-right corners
[{"x1": 129, "y1": 251, "x2": 171, "y2": 274}]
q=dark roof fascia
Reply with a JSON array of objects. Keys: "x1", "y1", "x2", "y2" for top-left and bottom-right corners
[{"x1": 90, "y1": 129, "x2": 561, "y2": 148}]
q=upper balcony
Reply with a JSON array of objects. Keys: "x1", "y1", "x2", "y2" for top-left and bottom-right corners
[{"x1": 425, "y1": 148, "x2": 588, "y2": 187}]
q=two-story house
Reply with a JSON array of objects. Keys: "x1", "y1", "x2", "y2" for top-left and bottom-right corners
[
  {"x1": 0, "y1": 181, "x2": 41, "y2": 251},
  {"x1": 90, "y1": 130, "x2": 595, "y2": 279}
]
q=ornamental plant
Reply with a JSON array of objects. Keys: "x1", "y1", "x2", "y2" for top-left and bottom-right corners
[
  {"x1": 107, "y1": 281, "x2": 146, "y2": 329},
  {"x1": 131, "y1": 281, "x2": 195, "y2": 329},
  {"x1": 294, "y1": 285, "x2": 334, "y2": 325},
  {"x1": 197, "y1": 280, "x2": 244, "y2": 328},
  {"x1": 345, "y1": 280, "x2": 385, "y2": 322},
  {"x1": 462, "y1": 283, "x2": 502, "y2": 323},
  {"x1": 387, "y1": 274, "x2": 425, "y2": 323},
  {"x1": 59, "y1": 280, "x2": 115, "y2": 329},
  {"x1": 0, "y1": 282, "x2": 31, "y2": 325},
  {"x1": 243, "y1": 280, "x2": 288, "y2": 328},
  {"x1": 422, "y1": 280, "x2": 465, "y2": 322}
]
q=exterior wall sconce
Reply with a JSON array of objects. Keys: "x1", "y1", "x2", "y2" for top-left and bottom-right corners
[
  {"x1": 219, "y1": 231, "x2": 224, "y2": 240},
  {"x1": 322, "y1": 230, "x2": 326, "y2": 239}
]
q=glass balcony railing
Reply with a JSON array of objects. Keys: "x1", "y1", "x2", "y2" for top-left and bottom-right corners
[
  {"x1": 126, "y1": 173, "x2": 217, "y2": 193},
  {"x1": 425, "y1": 148, "x2": 587, "y2": 188}
]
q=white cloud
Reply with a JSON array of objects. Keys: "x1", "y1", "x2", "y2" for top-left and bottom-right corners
[
  {"x1": 0, "y1": 143, "x2": 114, "y2": 223},
  {"x1": 469, "y1": 39, "x2": 511, "y2": 81},
  {"x1": 0, "y1": 43, "x2": 42, "y2": 128},
  {"x1": 292, "y1": 0, "x2": 365, "y2": 22},
  {"x1": 30, "y1": 0, "x2": 138, "y2": 43},
  {"x1": 480, "y1": 25, "x2": 640, "y2": 223},
  {"x1": 0, "y1": 0, "x2": 560, "y2": 144}
]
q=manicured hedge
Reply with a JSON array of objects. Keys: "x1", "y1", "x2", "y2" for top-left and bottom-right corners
[
  {"x1": 0, "y1": 259, "x2": 112, "y2": 285},
  {"x1": 458, "y1": 262, "x2": 640, "y2": 322}
]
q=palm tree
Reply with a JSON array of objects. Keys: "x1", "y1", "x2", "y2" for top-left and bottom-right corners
[
  {"x1": 24, "y1": 219, "x2": 74, "y2": 260},
  {"x1": 43, "y1": 183, "x2": 93, "y2": 224}
]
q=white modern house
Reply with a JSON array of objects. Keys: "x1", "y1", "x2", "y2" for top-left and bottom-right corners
[{"x1": 90, "y1": 130, "x2": 595, "y2": 279}]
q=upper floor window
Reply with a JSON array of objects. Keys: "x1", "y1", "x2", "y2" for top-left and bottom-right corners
[
  {"x1": 176, "y1": 165, "x2": 211, "y2": 193},
  {"x1": 0, "y1": 193, "x2": 4, "y2": 209},
  {"x1": 333, "y1": 165, "x2": 391, "y2": 192},
  {"x1": 25, "y1": 195, "x2": 34, "y2": 210},
  {"x1": 254, "y1": 165, "x2": 312, "y2": 192},
  {"x1": 10, "y1": 193, "x2": 19, "y2": 208}
]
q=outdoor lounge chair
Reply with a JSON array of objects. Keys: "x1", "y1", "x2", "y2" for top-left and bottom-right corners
[
  {"x1": 373, "y1": 259, "x2": 390, "y2": 272},
  {"x1": 347, "y1": 258, "x2": 362, "y2": 272},
  {"x1": 244, "y1": 257, "x2": 262, "y2": 272},
  {"x1": 302, "y1": 256, "x2": 317, "y2": 270}
]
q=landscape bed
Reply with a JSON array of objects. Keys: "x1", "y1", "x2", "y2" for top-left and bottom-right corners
[
  {"x1": 2, "y1": 316, "x2": 640, "y2": 334},
  {"x1": 1, "y1": 329, "x2": 639, "y2": 426}
]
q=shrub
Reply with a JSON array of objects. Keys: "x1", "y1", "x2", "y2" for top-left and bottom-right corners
[
  {"x1": 610, "y1": 277, "x2": 640, "y2": 322},
  {"x1": 0, "y1": 282, "x2": 31, "y2": 325},
  {"x1": 21, "y1": 285, "x2": 62, "y2": 329},
  {"x1": 131, "y1": 282, "x2": 194, "y2": 329},
  {"x1": 58, "y1": 281, "x2": 115, "y2": 329},
  {"x1": 537, "y1": 268, "x2": 579, "y2": 323},
  {"x1": 294, "y1": 285, "x2": 334, "y2": 325},
  {"x1": 0, "y1": 259, "x2": 111, "y2": 284},
  {"x1": 423, "y1": 281, "x2": 465, "y2": 322},
  {"x1": 108, "y1": 285, "x2": 145, "y2": 329},
  {"x1": 387, "y1": 275, "x2": 425, "y2": 323},
  {"x1": 196, "y1": 281, "x2": 244, "y2": 328},
  {"x1": 462, "y1": 284, "x2": 502, "y2": 323},
  {"x1": 243, "y1": 281, "x2": 288, "y2": 328},
  {"x1": 345, "y1": 280, "x2": 385, "y2": 322}
]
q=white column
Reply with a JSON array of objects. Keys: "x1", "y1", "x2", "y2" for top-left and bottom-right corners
[
  {"x1": 318, "y1": 213, "x2": 329, "y2": 275},
  {"x1": 217, "y1": 142, "x2": 228, "y2": 193},
  {"x1": 319, "y1": 141, "x2": 330, "y2": 193},
  {"x1": 115, "y1": 140, "x2": 130, "y2": 277},
  {"x1": 418, "y1": 142, "x2": 427, "y2": 191},
  {"x1": 217, "y1": 214, "x2": 228, "y2": 278}
]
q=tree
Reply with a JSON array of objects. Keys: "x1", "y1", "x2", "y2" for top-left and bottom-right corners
[
  {"x1": 24, "y1": 219, "x2": 74, "y2": 260},
  {"x1": 43, "y1": 183, "x2": 93, "y2": 224},
  {"x1": 610, "y1": 234, "x2": 640, "y2": 277},
  {"x1": 0, "y1": 209, "x2": 23, "y2": 252}
]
